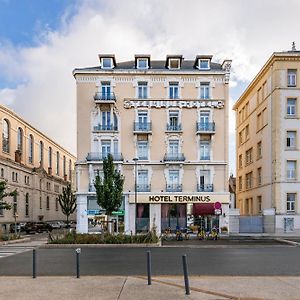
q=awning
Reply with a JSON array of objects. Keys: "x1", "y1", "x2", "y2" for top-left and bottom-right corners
[{"x1": 193, "y1": 203, "x2": 215, "y2": 216}]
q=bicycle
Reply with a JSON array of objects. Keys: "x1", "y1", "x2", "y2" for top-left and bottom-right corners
[
  {"x1": 163, "y1": 227, "x2": 172, "y2": 241},
  {"x1": 175, "y1": 228, "x2": 183, "y2": 241}
]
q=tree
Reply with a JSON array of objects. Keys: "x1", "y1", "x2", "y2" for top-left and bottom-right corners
[
  {"x1": 94, "y1": 154, "x2": 124, "y2": 224},
  {"x1": 58, "y1": 183, "x2": 76, "y2": 227},
  {"x1": 0, "y1": 180, "x2": 17, "y2": 211}
]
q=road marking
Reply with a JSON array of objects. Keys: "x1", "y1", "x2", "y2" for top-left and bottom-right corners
[{"x1": 0, "y1": 246, "x2": 34, "y2": 259}]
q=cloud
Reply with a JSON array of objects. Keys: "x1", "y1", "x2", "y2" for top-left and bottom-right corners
[{"x1": 0, "y1": 0, "x2": 299, "y2": 162}]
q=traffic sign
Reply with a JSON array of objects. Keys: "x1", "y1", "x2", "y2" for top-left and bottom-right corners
[
  {"x1": 214, "y1": 202, "x2": 222, "y2": 210},
  {"x1": 214, "y1": 209, "x2": 222, "y2": 215}
]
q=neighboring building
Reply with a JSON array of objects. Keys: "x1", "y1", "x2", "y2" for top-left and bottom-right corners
[
  {"x1": 228, "y1": 174, "x2": 236, "y2": 209},
  {"x1": 74, "y1": 54, "x2": 232, "y2": 234},
  {"x1": 233, "y1": 44, "x2": 300, "y2": 233},
  {"x1": 0, "y1": 105, "x2": 76, "y2": 231}
]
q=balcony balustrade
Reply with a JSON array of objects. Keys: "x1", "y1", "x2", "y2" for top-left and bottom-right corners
[
  {"x1": 197, "y1": 184, "x2": 214, "y2": 192},
  {"x1": 133, "y1": 122, "x2": 152, "y2": 133},
  {"x1": 196, "y1": 122, "x2": 215, "y2": 134},
  {"x1": 137, "y1": 184, "x2": 151, "y2": 192},
  {"x1": 164, "y1": 153, "x2": 185, "y2": 162},
  {"x1": 200, "y1": 155, "x2": 210, "y2": 161},
  {"x1": 166, "y1": 124, "x2": 182, "y2": 132},
  {"x1": 166, "y1": 184, "x2": 182, "y2": 192},
  {"x1": 94, "y1": 92, "x2": 116, "y2": 103},
  {"x1": 93, "y1": 124, "x2": 118, "y2": 131},
  {"x1": 86, "y1": 152, "x2": 123, "y2": 161}
]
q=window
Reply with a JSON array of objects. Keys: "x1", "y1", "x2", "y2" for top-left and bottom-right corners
[
  {"x1": 287, "y1": 193, "x2": 296, "y2": 212},
  {"x1": 56, "y1": 198, "x2": 59, "y2": 211},
  {"x1": 257, "y1": 168, "x2": 262, "y2": 186},
  {"x1": 28, "y1": 134, "x2": 34, "y2": 164},
  {"x1": 101, "y1": 81, "x2": 111, "y2": 100},
  {"x1": 169, "y1": 82, "x2": 179, "y2": 99},
  {"x1": 39, "y1": 141, "x2": 44, "y2": 165},
  {"x1": 169, "y1": 140, "x2": 179, "y2": 156},
  {"x1": 56, "y1": 151, "x2": 60, "y2": 175},
  {"x1": 17, "y1": 127, "x2": 23, "y2": 155},
  {"x1": 63, "y1": 156, "x2": 66, "y2": 176},
  {"x1": 258, "y1": 196, "x2": 262, "y2": 214},
  {"x1": 257, "y1": 141, "x2": 262, "y2": 159},
  {"x1": 101, "y1": 111, "x2": 111, "y2": 130},
  {"x1": 200, "y1": 141, "x2": 210, "y2": 160},
  {"x1": 245, "y1": 172, "x2": 253, "y2": 189},
  {"x1": 239, "y1": 154, "x2": 243, "y2": 169},
  {"x1": 138, "y1": 82, "x2": 148, "y2": 99},
  {"x1": 257, "y1": 88, "x2": 262, "y2": 104},
  {"x1": 2, "y1": 119, "x2": 9, "y2": 153},
  {"x1": 25, "y1": 175, "x2": 30, "y2": 185},
  {"x1": 137, "y1": 58, "x2": 148, "y2": 69},
  {"x1": 168, "y1": 111, "x2": 180, "y2": 130},
  {"x1": 287, "y1": 98, "x2": 296, "y2": 117},
  {"x1": 0, "y1": 168, "x2": 4, "y2": 178},
  {"x1": 245, "y1": 148, "x2": 253, "y2": 165},
  {"x1": 287, "y1": 69, "x2": 297, "y2": 87},
  {"x1": 287, "y1": 160, "x2": 296, "y2": 179},
  {"x1": 239, "y1": 131, "x2": 243, "y2": 145},
  {"x1": 13, "y1": 194, "x2": 17, "y2": 216},
  {"x1": 168, "y1": 170, "x2": 179, "y2": 184},
  {"x1": 257, "y1": 113, "x2": 262, "y2": 130},
  {"x1": 168, "y1": 59, "x2": 180, "y2": 69},
  {"x1": 199, "y1": 170, "x2": 211, "y2": 191},
  {"x1": 46, "y1": 196, "x2": 50, "y2": 210},
  {"x1": 49, "y1": 147, "x2": 52, "y2": 169},
  {"x1": 101, "y1": 140, "x2": 111, "y2": 158},
  {"x1": 137, "y1": 141, "x2": 148, "y2": 160},
  {"x1": 199, "y1": 59, "x2": 210, "y2": 69},
  {"x1": 245, "y1": 125, "x2": 249, "y2": 140},
  {"x1": 200, "y1": 82, "x2": 210, "y2": 99},
  {"x1": 287, "y1": 131, "x2": 296, "y2": 149},
  {"x1": 69, "y1": 159, "x2": 72, "y2": 181},
  {"x1": 137, "y1": 170, "x2": 149, "y2": 191},
  {"x1": 46, "y1": 182, "x2": 51, "y2": 191},
  {"x1": 101, "y1": 58, "x2": 113, "y2": 69},
  {"x1": 54, "y1": 184, "x2": 59, "y2": 193},
  {"x1": 39, "y1": 197, "x2": 42, "y2": 209},
  {"x1": 25, "y1": 193, "x2": 29, "y2": 217},
  {"x1": 262, "y1": 81, "x2": 267, "y2": 99}
]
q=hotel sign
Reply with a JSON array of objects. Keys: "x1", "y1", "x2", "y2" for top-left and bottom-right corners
[
  {"x1": 128, "y1": 194, "x2": 230, "y2": 204},
  {"x1": 124, "y1": 100, "x2": 224, "y2": 109}
]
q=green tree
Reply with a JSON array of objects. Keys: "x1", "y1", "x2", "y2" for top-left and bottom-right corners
[
  {"x1": 58, "y1": 183, "x2": 76, "y2": 226},
  {"x1": 94, "y1": 154, "x2": 124, "y2": 222},
  {"x1": 0, "y1": 180, "x2": 17, "y2": 210}
]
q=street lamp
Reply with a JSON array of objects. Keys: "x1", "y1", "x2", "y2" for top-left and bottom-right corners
[{"x1": 133, "y1": 157, "x2": 139, "y2": 234}]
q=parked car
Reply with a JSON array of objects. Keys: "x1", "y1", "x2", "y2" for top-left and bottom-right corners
[
  {"x1": 57, "y1": 221, "x2": 67, "y2": 228},
  {"x1": 25, "y1": 222, "x2": 52, "y2": 234},
  {"x1": 9, "y1": 223, "x2": 21, "y2": 233},
  {"x1": 47, "y1": 221, "x2": 61, "y2": 230}
]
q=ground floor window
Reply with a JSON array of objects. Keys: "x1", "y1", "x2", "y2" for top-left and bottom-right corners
[
  {"x1": 161, "y1": 204, "x2": 186, "y2": 231},
  {"x1": 136, "y1": 203, "x2": 149, "y2": 233},
  {"x1": 287, "y1": 193, "x2": 296, "y2": 212}
]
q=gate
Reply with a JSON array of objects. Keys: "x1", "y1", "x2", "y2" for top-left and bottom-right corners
[{"x1": 239, "y1": 216, "x2": 263, "y2": 233}]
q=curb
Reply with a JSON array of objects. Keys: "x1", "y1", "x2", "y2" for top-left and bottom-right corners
[
  {"x1": 275, "y1": 238, "x2": 300, "y2": 246},
  {"x1": 40, "y1": 242, "x2": 161, "y2": 248},
  {"x1": 0, "y1": 237, "x2": 31, "y2": 246}
]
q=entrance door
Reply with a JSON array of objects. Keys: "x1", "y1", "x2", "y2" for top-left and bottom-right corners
[{"x1": 101, "y1": 141, "x2": 111, "y2": 159}]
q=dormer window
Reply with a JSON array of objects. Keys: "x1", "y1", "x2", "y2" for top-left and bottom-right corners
[
  {"x1": 199, "y1": 59, "x2": 210, "y2": 70},
  {"x1": 101, "y1": 58, "x2": 113, "y2": 69},
  {"x1": 137, "y1": 58, "x2": 149, "y2": 69},
  {"x1": 169, "y1": 58, "x2": 180, "y2": 69}
]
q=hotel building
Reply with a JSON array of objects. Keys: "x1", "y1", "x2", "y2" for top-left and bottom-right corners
[
  {"x1": 233, "y1": 46, "x2": 300, "y2": 233},
  {"x1": 0, "y1": 105, "x2": 76, "y2": 231},
  {"x1": 73, "y1": 54, "x2": 232, "y2": 234}
]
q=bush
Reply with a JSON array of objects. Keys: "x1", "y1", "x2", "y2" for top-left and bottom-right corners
[
  {"x1": 220, "y1": 226, "x2": 228, "y2": 233},
  {"x1": 0, "y1": 233, "x2": 21, "y2": 241}
]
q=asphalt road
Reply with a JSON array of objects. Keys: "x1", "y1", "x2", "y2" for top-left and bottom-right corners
[{"x1": 0, "y1": 246, "x2": 300, "y2": 276}]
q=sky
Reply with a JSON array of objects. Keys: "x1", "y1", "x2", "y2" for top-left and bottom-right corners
[{"x1": 0, "y1": 0, "x2": 299, "y2": 175}]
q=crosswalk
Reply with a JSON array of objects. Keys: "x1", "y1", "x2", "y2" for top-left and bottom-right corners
[{"x1": 0, "y1": 245, "x2": 35, "y2": 259}]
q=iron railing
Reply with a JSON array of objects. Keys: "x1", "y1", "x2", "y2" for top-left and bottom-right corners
[
  {"x1": 164, "y1": 153, "x2": 185, "y2": 161},
  {"x1": 196, "y1": 122, "x2": 215, "y2": 132},
  {"x1": 94, "y1": 92, "x2": 116, "y2": 101},
  {"x1": 93, "y1": 124, "x2": 118, "y2": 131},
  {"x1": 166, "y1": 184, "x2": 182, "y2": 192},
  {"x1": 137, "y1": 184, "x2": 151, "y2": 192},
  {"x1": 86, "y1": 152, "x2": 123, "y2": 161},
  {"x1": 197, "y1": 184, "x2": 214, "y2": 192},
  {"x1": 134, "y1": 122, "x2": 152, "y2": 132},
  {"x1": 166, "y1": 124, "x2": 182, "y2": 131}
]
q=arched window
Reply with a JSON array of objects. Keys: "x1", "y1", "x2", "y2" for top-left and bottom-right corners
[
  {"x1": 39, "y1": 141, "x2": 44, "y2": 165},
  {"x1": 2, "y1": 119, "x2": 10, "y2": 153},
  {"x1": 17, "y1": 127, "x2": 23, "y2": 155},
  {"x1": 28, "y1": 134, "x2": 34, "y2": 164},
  {"x1": 56, "y1": 151, "x2": 60, "y2": 175},
  {"x1": 25, "y1": 193, "x2": 29, "y2": 217},
  {"x1": 46, "y1": 196, "x2": 50, "y2": 210}
]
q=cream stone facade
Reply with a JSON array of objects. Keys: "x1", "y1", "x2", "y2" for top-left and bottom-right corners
[
  {"x1": 74, "y1": 54, "x2": 231, "y2": 234},
  {"x1": 0, "y1": 105, "x2": 76, "y2": 231},
  {"x1": 233, "y1": 47, "x2": 300, "y2": 234}
]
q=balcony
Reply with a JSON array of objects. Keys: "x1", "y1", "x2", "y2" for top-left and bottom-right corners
[
  {"x1": 200, "y1": 156, "x2": 210, "y2": 161},
  {"x1": 166, "y1": 184, "x2": 182, "y2": 192},
  {"x1": 196, "y1": 122, "x2": 215, "y2": 134},
  {"x1": 164, "y1": 153, "x2": 185, "y2": 162},
  {"x1": 94, "y1": 92, "x2": 116, "y2": 104},
  {"x1": 166, "y1": 124, "x2": 182, "y2": 132},
  {"x1": 137, "y1": 184, "x2": 151, "y2": 192},
  {"x1": 86, "y1": 152, "x2": 123, "y2": 161},
  {"x1": 133, "y1": 122, "x2": 152, "y2": 134},
  {"x1": 93, "y1": 124, "x2": 118, "y2": 132},
  {"x1": 197, "y1": 184, "x2": 214, "y2": 192}
]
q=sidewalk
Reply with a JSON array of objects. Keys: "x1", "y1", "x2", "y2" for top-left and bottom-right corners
[{"x1": 0, "y1": 276, "x2": 299, "y2": 300}]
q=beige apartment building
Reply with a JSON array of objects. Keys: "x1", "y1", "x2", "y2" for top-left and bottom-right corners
[
  {"x1": 0, "y1": 105, "x2": 76, "y2": 231},
  {"x1": 73, "y1": 54, "x2": 232, "y2": 234},
  {"x1": 233, "y1": 46, "x2": 300, "y2": 233}
]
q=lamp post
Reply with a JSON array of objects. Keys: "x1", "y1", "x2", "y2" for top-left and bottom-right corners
[
  {"x1": 133, "y1": 157, "x2": 138, "y2": 234},
  {"x1": 13, "y1": 212, "x2": 18, "y2": 235}
]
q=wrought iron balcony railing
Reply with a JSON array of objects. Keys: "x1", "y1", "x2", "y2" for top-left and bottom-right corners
[
  {"x1": 86, "y1": 152, "x2": 123, "y2": 161},
  {"x1": 94, "y1": 92, "x2": 116, "y2": 102},
  {"x1": 200, "y1": 155, "x2": 210, "y2": 161},
  {"x1": 93, "y1": 124, "x2": 118, "y2": 131},
  {"x1": 166, "y1": 184, "x2": 182, "y2": 192},
  {"x1": 133, "y1": 122, "x2": 152, "y2": 132},
  {"x1": 196, "y1": 122, "x2": 215, "y2": 133},
  {"x1": 137, "y1": 184, "x2": 151, "y2": 192},
  {"x1": 166, "y1": 124, "x2": 182, "y2": 131},
  {"x1": 164, "y1": 153, "x2": 185, "y2": 162},
  {"x1": 197, "y1": 184, "x2": 214, "y2": 192}
]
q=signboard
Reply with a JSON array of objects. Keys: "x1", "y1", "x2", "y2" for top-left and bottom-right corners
[
  {"x1": 128, "y1": 193, "x2": 230, "y2": 204},
  {"x1": 87, "y1": 209, "x2": 100, "y2": 215},
  {"x1": 214, "y1": 209, "x2": 222, "y2": 215},
  {"x1": 112, "y1": 210, "x2": 125, "y2": 216}
]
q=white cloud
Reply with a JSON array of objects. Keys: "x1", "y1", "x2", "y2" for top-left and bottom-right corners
[{"x1": 0, "y1": 0, "x2": 299, "y2": 161}]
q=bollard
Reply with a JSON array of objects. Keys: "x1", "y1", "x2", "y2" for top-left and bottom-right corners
[
  {"x1": 146, "y1": 250, "x2": 152, "y2": 285},
  {"x1": 182, "y1": 254, "x2": 190, "y2": 295},
  {"x1": 32, "y1": 249, "x2": 36, "y2": 279},
  {"x1": 76, "y1": 248, "x2": 81, "y2": 278}
]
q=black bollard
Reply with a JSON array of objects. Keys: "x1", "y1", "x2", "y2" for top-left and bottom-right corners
[
  {"x1": 32, "y1": 249, "x2": 36, "y2": 279},
  {"x1": 76, "y1": 248, "x2": 81, "y2": 278},
  {"x1": 147, "y1": 250, "x2": 152, "y2": 285},
  {"x1": 182, "y1": 254, "x2": 190, "y2": 295}
]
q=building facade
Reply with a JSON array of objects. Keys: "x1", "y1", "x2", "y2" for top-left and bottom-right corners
[
  {"x1": 233, "y1": 46, "x2": 300, "y2": 233},
  {"x1": 0, "y1": 105, "x2": 76, "y2": 231},
  {"x1": 74, "y1": 54, "x2": 231, "y2": 234}
]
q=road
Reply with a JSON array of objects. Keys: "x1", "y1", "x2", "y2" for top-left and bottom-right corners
[{"x1": 0, "y1": 244, "x2": 300, "y2": 276}]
